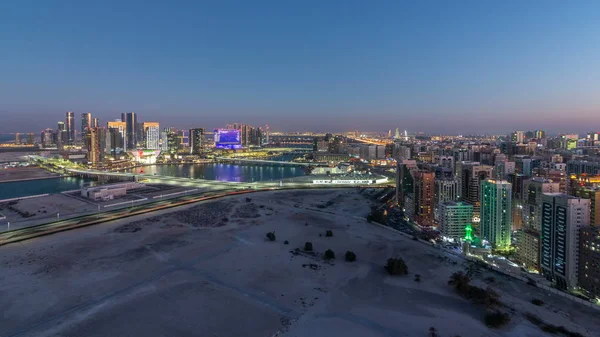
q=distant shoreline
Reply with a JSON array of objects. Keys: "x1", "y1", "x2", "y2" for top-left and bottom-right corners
[{"x1": 0, "y1": 175, "x2": 65, "y2": 184}]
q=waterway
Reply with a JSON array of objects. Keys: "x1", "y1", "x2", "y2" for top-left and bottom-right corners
[
  {"x1": 0, "y1": 176, "x2": 94, "y2": 200},
  {"x1": 129, "y1": 163, "x2": 305, "y2": 183},
  {"x1": 0, "y1": 162, "x2": 306, "y2": 200}
]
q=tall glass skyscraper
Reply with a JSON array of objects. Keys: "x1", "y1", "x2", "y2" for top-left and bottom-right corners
[
  {"x1": 65, "y1": 111, "x2": 75, "y2": 143},
  {"x1": 121, "y1": 112, "x2": 136, "y2": 150},
  {"x1": 480, "y1": 179, "x2": 512, "y2": 249}
]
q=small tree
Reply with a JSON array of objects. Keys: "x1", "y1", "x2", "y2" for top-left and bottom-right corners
[
  {"x1": 266, "y1": 232, "x2": 276, "y2": 241},
  {"x1": 325, "y1": 230, "x2": 333, "y2": 237},
  {"x1": 385, "y1": 257, "x2": 408, "y2": 275},
  {"x1": 531, "y1": 299, "x2": 544, "y2": 306},
  {"x1": 284, "y1": 240, "x2": 289, "y2": 245},
  {"x1": 484, "y1": 311, "x2": 510, "y2": 328},
  {"x1": 414, "y1": 274, "x2": 421, "y2": 282},
  {"x1": 345, "y1": 251, "x2": 356, "y2": 262},
  {"x1": 324, "y1": 249, "x2": 335, "y2": 260},
  {"x1": 304, "y1": 242, "x2": 313, "y2": 251},
  {"x1": 429, "y1": 327, "x2": 438, "y2": 337}
]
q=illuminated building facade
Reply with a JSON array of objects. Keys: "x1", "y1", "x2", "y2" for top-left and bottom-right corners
[
  {"x1": 540, "y1": 193, "x2": 589, "y2": 290},
  {"x1": 579, "y1": 226, "x2": 600, "y2": 299},
  {"x1": 480, "y1": 179, "x2": 512, "y2": 249},
  {"x1": 439, "y1": 201, "x2": 473, "y2": 241},
  {"x1": 142, "y1": 122, "x2": 160, "y2": 150}
]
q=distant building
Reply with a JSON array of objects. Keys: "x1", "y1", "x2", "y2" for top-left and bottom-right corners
[
  {"x1": 14, "y1": 133, "x2": 21, "y2": 145},
  {"x1": 413, "y1": 171, "x2": 435, "y2": 227},
  {"x1": 66, "y1": 111, "x2": 75, "y2": 143},
  {"x1": 439, "y1": 201, "x2": 473, "y2": 241},
  {"x1": 572, "y1": 187, "x2": 600, "y2": 227},
  {"x1": 142, "y1": 122, "x2": 160, "y2": 150},
  {"x1": 121, "y1": 112, "x2": 136, "y2": 150},
  {"x1": 107, "y1": 121, "x2": 127, "y2": 154},
  {"x1": 81, "y1": 112, "x2": 92, "y2": 137},
  {"x1": 434, "y1": 177, "x2": 459, "y2": 222},
  {"x1": 480, "y1": 179, "x2": 512, "y2": 249},
  {"x1": 579, "y1": 226, "x2": 600, "y2": 299},
  {"x1": 41, "y1": 128, "x2": 54, "y2": 148},
  {"x1": 87, "y1": 127, "x2": 106, "y2": 165},
  {"x1": 190, "y1": 128, "x2": 205, "y2": 155},
  {"x1": 26, "y1": 133, "x2": 35, "y2": 145},
  {"x1": 457, "y1": 161, "x2": 493, "y2": 222},
  {"x1": 515, "y1": 229, "x2": 540, "y2": 271},
  {"x1": 540, "y1": 193, "x2": 590, "y2": 290}
]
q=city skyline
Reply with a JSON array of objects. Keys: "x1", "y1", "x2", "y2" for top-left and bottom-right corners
[{"x1": 2, "y1": 1, "x2": 600, "y2": 133}]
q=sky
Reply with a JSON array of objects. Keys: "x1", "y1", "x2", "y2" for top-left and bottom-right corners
[{"x1": 1, "y1": 0, "x2": 600, "y2": 134}]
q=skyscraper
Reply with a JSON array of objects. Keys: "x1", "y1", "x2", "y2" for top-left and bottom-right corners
[
  {"x1": 480, "y1": 179, "x2": 512, "y2": 249},
  {"x1": 81, "y1": 112, "x2": 92, "y2": 135},
  {"x1": 540, "y1": 193, "x2": 590, "y2": 290},
  {"x1": 121, "y1": 112, "x2": 136, "y2": 150},
  {"x1": 107, "y1": 121, "x2": 127, "y2": 153},
  {"x1": 15, "y1": 133, "x2": 21, "y2": 145},
  {"x1": 579, "y1": 226, "x2": 600, "y2": 298},
  {"x1": 413, "y1": 171, "x2": 435, "y2": 227},
  {"x1": 142, "y1": 122, "x2": 160, "y2": 150},
  {"x1": 93, "y1": 117, "x2": 99, "y2": 128},
  {"x1": 87, "y1": 127, "x2": 106, "y2": 165},
  {"x1": 190, "y1": 128, "x2": 205, "y2": 155},
  {"x1": 439, "y1": 201, "x2": 474, "y2": 242},
  {"x1": 41, "y1": 128, "x2": 54, "y2": 148},
  {"x1": 66, "y1": 111, "x2": 75, "y2": 143}
]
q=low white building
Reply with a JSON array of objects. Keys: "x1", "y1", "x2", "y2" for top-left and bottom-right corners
[{"x1": 81, "y1": 182, "x2": 144, "y2": 201}]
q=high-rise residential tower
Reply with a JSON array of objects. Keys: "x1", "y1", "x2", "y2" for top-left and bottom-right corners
[
  {"x1": 190, "y1": 128, "x2": 205, "y2": 155},
  {"x1": 540, "y1": 193, "x2": 590, "y2": 290},
  {"x1": 107, "y1": 121, "x2": 127, "y2": 154},
  {"x1": 439, "y1": 201, "x2": 473, "y2": 242},
  {"x1": 480, "y1": 179, "x2": 512, "y2": 249},
  {"x1": 121, "y1": 112, "x2": 136, "y2": 150},
  {"x1": 579, "y1": 226, "x2": 600, "y2": 299},
  {"x1": 66, "y1": 111, "x2": 75, "y2": 143},
  {"x1": 142, "y1": 122, "x2": 160, "y2": 150},
  {"x1": 81, "y1": 112, "x2": 92, "y2": 135}
]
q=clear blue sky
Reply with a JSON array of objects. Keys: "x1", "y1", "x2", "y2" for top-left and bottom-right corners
[{"x1": 1, "y1": 0, "x2": 600, "y2": 134}]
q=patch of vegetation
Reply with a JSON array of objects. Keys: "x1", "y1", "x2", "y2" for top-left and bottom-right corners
[
  {"x1": 324, "y1": 249, "x2": 335, "y2": 260},
  {"x1": 524, "y1": 313, "x2": 584, "y2": 337},
  {"x1": 448, "y1": 271, "x2": 500, "y2": 307},
  {"x1": 284, "y1": 240, "x2": 289, "y2": 245},
  {"x1": 304, "y1": 242, "x2": 313, "y2": 252},
  {"x1": 428, "y1": 327, "x2": 438, "y2": 337},
  {"x1": 531, "y1": 299, "x2": 544, "y2": 306},
  {"x1": 367, "y1": 206, "x2": 388, "y2": 224},
  {"x1": 414, "y1": 274, "x2": 421, "y2": 282},
  {"x1": 484, "y1": 311, "x2": 510, "y2": 328},
  {"x1": 345, "y1": 251, "x2": 356, "y2": 262},
  {"x1": 385, "y1": 257, "x2": 408, "y2": 275},
  {"x1": 266, "y1": 232, "x2": 276, "y2": 241},
  {"x1": 325, "y1": 230, "x2": 333, "y2": 237}
]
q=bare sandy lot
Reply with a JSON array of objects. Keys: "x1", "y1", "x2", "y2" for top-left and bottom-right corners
[
  {"x1": 0, "y1": 166, "x2": 60, "y2": 182},
  {"x1": 0, "y1": 189, "x2": 598, "y2": 337}
]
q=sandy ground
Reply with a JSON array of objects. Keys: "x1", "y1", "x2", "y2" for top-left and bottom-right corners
[
  {"x1": 0, "y1": 189, "x2": 598, "y2": 337},
  {"x1": 0, "y1": 194, "x2": 97, "y2": 222},
  {"x1": 0, "y1": 166, "x2": 60, "y2": 182}
]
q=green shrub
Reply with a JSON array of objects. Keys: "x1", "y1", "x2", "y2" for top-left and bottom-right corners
[
  {"x1": 345, "y1": 251, "x2": 357, "y2": 262},
  {"x1": 484, "y1": 311, "x2": 510, "y2": 328},
  {"x1": 531, "y1": 299, "x2": 544, "y2": 306},
  {"x1": 385, "y1": 257, "x2": 408, "y2": 275},
  {"x1": 304, "y1": 242, "x2": 313, "y2": 251},
  {"x1": 284, "y1": 240, "x2": 289, "y2": 245},
  {"x1": 325, "y1": 230, "x2": 333, "y2": 237},
  {"x1": 324, "y1": 249, "x2": 335, "y2": 260},
  {"x1": 266, "y1": 232, "x2": 276, "y2": 241}
]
